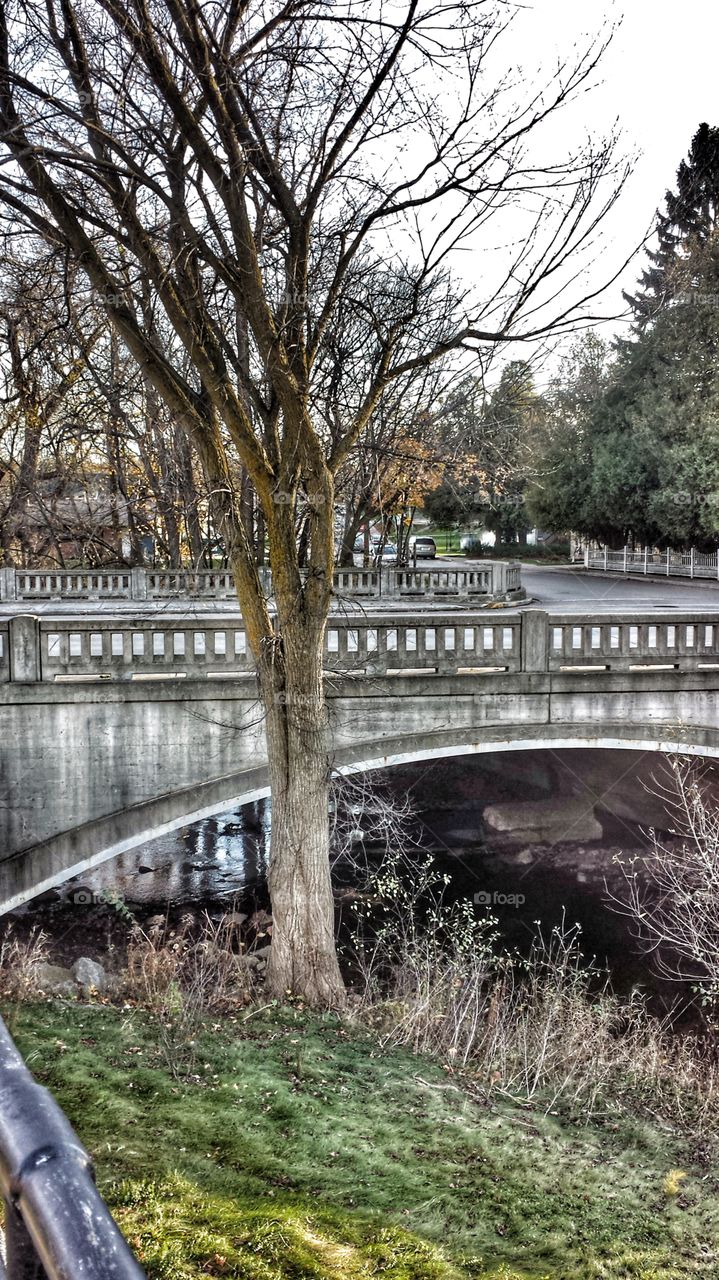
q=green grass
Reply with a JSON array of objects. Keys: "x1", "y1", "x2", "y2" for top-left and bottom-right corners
[
  {"x1": 422, "y1": 526, "x2": 466, "y2": 554},
  {"x1": 6, "y1": 1000, "x2": 719, "y2": 1280}
]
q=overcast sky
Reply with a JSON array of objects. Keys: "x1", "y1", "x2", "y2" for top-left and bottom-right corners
[{"x1": 515, "y1": 0, "x2": 719, "y2": 342}]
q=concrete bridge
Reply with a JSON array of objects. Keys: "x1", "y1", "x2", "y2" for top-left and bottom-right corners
[{"x1": 2, "y1": 605, "x2": 719, "y2": 911}]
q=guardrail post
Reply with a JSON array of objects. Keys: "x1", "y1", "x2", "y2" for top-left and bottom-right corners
[
  {"x1": 0, "y1": 567, "x2": 16, "y2": 601},
  {"x1": 9, "y1": 615, "x2": 40, "y2": 682},
  {"x1": 667, "y1": 549, "x2": 670, "y2": 576},
  {"x1": 690, "y1": 546, "x2": 695, "y2": 579},
  {"x1": 131, "y1": 567, "x2": 147, "y2": 600},
  {"x1": 4, "y1": 1194, "x2": 48, "y2": 1278},
  {"x1": 521, "y1": 610, "x2": 548, "y2": 672}
]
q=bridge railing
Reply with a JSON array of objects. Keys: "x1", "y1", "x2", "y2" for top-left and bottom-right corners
[
  {"x1": 323, "y1": 616, "x2": 522, "y2": 675},
  {"x1": 4, "y1": 614, "x2": 522, "y2": 681},
  {"x1": 0, "y1": 562, "x2": 522, "y2": 604},
  {"x1": 0, "y1": 1015, "x2": 146, "y2": 1279},
  {"x1": 4, "y1": 610, "x2": 719, "y2": 682},
  {"x1": 545, "y1": 615, "x2": 719, "y2": 671}
]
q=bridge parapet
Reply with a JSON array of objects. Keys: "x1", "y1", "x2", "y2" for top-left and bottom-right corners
[
  {"x1": 4, "y1": 610, "x2": 719, "y2": 682},
  {"x1": 547, "y1": 614, "x2": 719, "y2": 671},
  {"x1": 0, "y1": 562, "x2": 522, "y2": 604},
  {"x1": 4, "y1": 613, "x2": 522, "y2": 681}
]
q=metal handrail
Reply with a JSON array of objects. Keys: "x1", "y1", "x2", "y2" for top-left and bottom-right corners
[{"x1": 0, "y1": 1016, "x2": 146, "y2": 1279}]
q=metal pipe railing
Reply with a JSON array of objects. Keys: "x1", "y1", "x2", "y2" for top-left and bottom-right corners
[{"x1": 0, "y1": 1016, "x2": 146, "y2": 1280}]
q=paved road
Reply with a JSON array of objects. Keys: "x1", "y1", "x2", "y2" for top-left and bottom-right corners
[{"x1": 518, "y1": 563, "x2": 719, "y2": 612}]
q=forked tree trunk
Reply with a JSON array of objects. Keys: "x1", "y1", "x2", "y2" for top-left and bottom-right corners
[{"x1": 260, "y1": 616, "x2": 345, "y2": 1006}]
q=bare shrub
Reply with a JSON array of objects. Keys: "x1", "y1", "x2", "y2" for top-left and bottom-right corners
[
  {"x1": 124, "y1": 913, "x2": 256, "y2": 1075},
  {"x1": 329, "y1": 769, "x2": 421, "y2": 880},
  {"x1": 0, "y1": 926, "x2": 50, "y2": 1001},
  {"x1": 349, "y1": 857, "x2": 719, "y2": 1128},
  {"x1": 609, "y1": 755, "x2": 719, "y2": 1016}
]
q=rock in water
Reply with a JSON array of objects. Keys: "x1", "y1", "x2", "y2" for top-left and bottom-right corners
[{"x1": 482, "y1": 797, "x2": 603, "y2": 845}]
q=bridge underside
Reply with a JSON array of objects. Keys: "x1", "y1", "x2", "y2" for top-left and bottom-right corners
[{"x1": 2, "y1": 669, "x2": 719, "y2": 910}]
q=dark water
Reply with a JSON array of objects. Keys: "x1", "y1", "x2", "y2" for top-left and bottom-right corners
[{"x1": 72, "y1": 801, "x2": 272, "y2": 909}]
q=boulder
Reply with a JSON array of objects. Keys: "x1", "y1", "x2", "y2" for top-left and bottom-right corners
[
  {"x1": 482, "y1": 797, "x2": 603, "y2": 845},
  {"x1": 36, "y1": 962, "x2": 76, "y2": 997},
  {"x1": 72, "y1": 957, "x2": 107, "y2": 994}
]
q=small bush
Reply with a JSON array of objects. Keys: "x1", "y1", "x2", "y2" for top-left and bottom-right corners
[{"x1": 462, "y1": 536, "x2": 487, "y2": 557}]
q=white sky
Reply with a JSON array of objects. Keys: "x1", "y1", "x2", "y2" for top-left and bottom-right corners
[{"x1": 514, "y1": 0, "x2": 719, "y2": 336}]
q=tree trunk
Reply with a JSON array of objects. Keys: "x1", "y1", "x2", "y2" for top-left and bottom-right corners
[
  {"x1": 338, "y1": 498, "x2": 364, "y2": 567},
  {"x1": 261, "y1": 617, "x2": 345, "y2": 1006}
]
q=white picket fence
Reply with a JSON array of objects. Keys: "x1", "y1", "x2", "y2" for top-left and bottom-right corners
[{"x1": 585, "y1": 546, "x2": 719, "y2": 580}]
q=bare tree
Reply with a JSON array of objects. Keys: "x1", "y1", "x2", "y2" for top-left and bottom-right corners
[
  {"x1": 0, "y1": 0, "x2": 629, "y2": 1003},
  {"x1": 0, "y1": 248, "x2": 209, "y2": 567},
  {"x1": 611, "y1": 757, "x2": 719, "y2": 1010}
]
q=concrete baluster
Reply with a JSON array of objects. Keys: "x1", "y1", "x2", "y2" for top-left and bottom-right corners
[
  {"x1": 131, "y1": 568, "x2": 148, "y2": 600},
  {"x1": 0, "y1": 568, "x2": 16, "y2": 602}
]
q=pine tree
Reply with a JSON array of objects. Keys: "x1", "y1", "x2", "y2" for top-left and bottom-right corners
[{"x1": 625, "y1": 123, "x2": 719, "y2": 328}]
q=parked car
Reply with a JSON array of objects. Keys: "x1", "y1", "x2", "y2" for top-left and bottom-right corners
[
  {"x1": 375, "y1": 542, "x2": 399, "y2": 566},
  {"x1": 351, "y1": 538, "x2": 399, "y2": 567},
  {"x1": 409, "y1": 535, "x2": 436, "y2": 559}
]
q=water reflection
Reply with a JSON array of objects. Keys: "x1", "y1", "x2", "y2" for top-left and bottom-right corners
[{"x1": 72, "y1": 801, "x2": 271, "y2": 906}]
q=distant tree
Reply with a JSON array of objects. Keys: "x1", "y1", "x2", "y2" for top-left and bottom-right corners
[
  {"x1": 479, "y1": 361, "x2": 546, "y2": 543},
  {"x1": 422, "y1": 477, "x2": 475, "y2": 529},
  {"x1": 526, "y1": 333, "x2": 611, "y2": 538},
  {"x1": 421, "y1": 362, "x2": 546, "y2": 541}
]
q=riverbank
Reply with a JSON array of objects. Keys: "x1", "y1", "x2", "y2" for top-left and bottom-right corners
[{"x1": 5, "y1": 997, "x2": 717, "y2": 1280}]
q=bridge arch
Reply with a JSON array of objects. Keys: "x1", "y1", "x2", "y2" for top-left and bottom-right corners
[{"x1": 3, "y1": 726, "x2": 718, "y2": 913}]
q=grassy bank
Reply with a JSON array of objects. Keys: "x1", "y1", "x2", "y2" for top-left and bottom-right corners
[{"x1": 6, "y1": 999, "x2": 718, "y2": 1280}]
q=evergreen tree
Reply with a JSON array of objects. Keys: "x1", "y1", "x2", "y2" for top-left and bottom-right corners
[
  {"x1": 625, "y1": 123, "x2": 719, "y2": 328},
  {"x1": 526, "y1": 334, "x2": 612, "y2": 539},
  {"x1": 532, "y1": 126, "x2": 719, "y2": 551}
]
